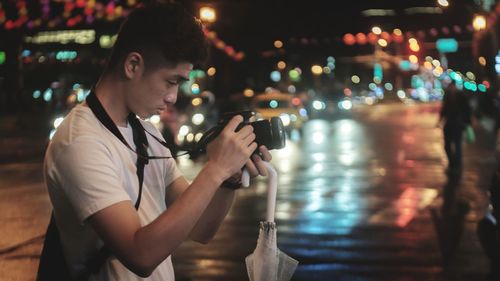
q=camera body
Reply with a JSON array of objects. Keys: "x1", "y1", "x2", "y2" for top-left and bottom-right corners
[{"x1": 193, "y1": 111, "x2": 286, "y2": 156}]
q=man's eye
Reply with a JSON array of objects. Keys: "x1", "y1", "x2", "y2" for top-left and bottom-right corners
[{"x1": 167, "y1": 80, "x2": 178, "y2": 86}]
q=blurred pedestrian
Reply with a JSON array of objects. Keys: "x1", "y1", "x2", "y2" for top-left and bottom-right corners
[
  {"x1": 37, "y1": 2, "x2": 272, "y2": 281},
  {"x1": 437, "y1": 82, "x2": 472, "y2": 172}
]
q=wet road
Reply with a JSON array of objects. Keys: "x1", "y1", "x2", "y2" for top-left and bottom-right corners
[
  {"x1": 173, "y1": 102, "x2": 495, "y2": 281},
  {"x1": 0, "y1": 102, "x2": 496, "y2": 281}
]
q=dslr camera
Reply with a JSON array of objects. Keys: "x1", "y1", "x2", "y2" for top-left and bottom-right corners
[{"x1": 192, "y1": 111, "x2": 286, "y2": 157}]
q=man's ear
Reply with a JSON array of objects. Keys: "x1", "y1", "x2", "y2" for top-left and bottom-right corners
[{"x1": 124, "y1": 52, "x2": 143, "y2": 79}]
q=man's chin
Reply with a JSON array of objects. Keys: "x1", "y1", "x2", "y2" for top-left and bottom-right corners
[
  {"x1": 137, "y1": 108, "x2": 163, "y2": 119},
  {"x1": 148, "y1": 109, "x2": 164, "y2": 117},
  {"x1": 134, "y1": 112, "x2": 152, "y2": 120}
]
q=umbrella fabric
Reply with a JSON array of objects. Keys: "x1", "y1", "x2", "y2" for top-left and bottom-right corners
[
  {"x1": 246, "y1": 222, "x2": 298, "y2": 281},
  {"x1": 245, "y1": 162, "x2": 298, "y2": 281}
]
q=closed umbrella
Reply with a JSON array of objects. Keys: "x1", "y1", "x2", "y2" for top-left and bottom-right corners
[{"x1": 242, "y1": 162, "x2": 298, "y2": 281}]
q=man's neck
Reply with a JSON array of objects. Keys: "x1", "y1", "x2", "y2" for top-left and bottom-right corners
[{"x1": 93, "y1": 75, "x2": 129, "y2": 127}]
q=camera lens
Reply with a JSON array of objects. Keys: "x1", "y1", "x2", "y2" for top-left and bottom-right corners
[
  {"x1": 270, "y1": 117, "x2": 286, "y2": 149},
  {"x1": 251, "y1": 117, "x2": 286, "y2": 150}
]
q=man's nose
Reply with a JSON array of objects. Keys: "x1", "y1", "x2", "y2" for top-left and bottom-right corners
[{"x1": 164, "y1": 92, "x2": 177, "y2": 104}]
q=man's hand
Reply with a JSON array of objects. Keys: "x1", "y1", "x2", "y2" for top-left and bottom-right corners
[
  {"x1": 220, "y1": 145, "x2": 272, "y2": 189},
  {"x1": 206, "y1": 115, "x2": 257, "y2": 180},
  {"x1": 244, "y1": 145, "x2": 273, "y2": 178}
]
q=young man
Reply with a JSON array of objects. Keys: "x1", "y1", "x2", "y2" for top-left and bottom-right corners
[{"x1": 42, "y1": 2, "x2": 271, "y2": 280}]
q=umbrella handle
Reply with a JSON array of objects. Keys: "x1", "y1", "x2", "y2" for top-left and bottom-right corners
[
  {"x1": 242, "y1": 168, "x2": 250, "y2": 188},
  {"x1": 241, "y1": 163, "x2": 278, "y2": 223},
  {"x1": 263, "y1": 162, "x2": 278, "y2": 223}
]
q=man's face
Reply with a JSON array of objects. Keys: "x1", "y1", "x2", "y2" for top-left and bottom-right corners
[{"x1": 127, "y1": 62, "x2": 193, "y2": 118}]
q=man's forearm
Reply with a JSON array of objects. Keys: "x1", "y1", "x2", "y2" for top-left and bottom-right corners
[{"x1": 189, "y1": 186, "x2": 236, "y2": 243}]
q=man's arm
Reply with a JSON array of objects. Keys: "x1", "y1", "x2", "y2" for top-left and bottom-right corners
[
  {"x1": 166, "y1": 176, "x2": 235, "y2": 243},
  {"x1": 165, "y1": 146, "x2": 272, "y2": 243},
  {"x1": 88, "y1": 115, "x2": 257, "y2": 277}
]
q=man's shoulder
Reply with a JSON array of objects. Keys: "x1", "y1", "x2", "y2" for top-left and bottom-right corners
[
  {"x1": 69, "y1": 105, "x2": 103, "y2": 132},
  {"x1": 51, "y1": 105, "x2": 108, "y2": 146}
]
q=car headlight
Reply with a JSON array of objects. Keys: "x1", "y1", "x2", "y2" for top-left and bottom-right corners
[
  {"x1": 255, "y1": 112, "x2": 264, "y2": 120},
  {"x1": 178, "y1": 125, "x2": 191, "y2": 136},
  {"x1": 279, "y1": 113, "x2": 291, "y2": 126},
  {"x1": 299, "y1": 108, "x2": 308, "y2": 117},
  {"x1": 53, "y1": 116, "x2": 65, "y2": 129},
  {"x1": 49, "y1": 116, "x2": 65, "y2": 140},
  {"x1": 148, "y1": 115, "x2": 161, "y2": 126},
  {"x1": 192, "y1": 113, "x2": 205, "y2": 125},
  {"x1": 339, "y1": 100, "x2": 353, "y2": 110},
  {"x1": 312, "y1": 100, "x2": 326, "y2": 111}
]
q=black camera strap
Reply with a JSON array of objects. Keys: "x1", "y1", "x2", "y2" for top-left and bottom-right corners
[
  {"x1": 86, "y1": 90, "x2": 152, "y2": 208},
  {"x1": 87, "y1": 90, "x2": 184, "y2": 159}
]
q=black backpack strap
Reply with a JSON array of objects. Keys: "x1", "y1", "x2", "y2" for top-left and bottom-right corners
[{"x1": 36, "y1": 214, "x2": 71, "y2": 281}]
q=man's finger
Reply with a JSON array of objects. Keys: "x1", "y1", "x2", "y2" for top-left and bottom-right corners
[
  {"x1": 252, "y1": 155, "x2": 269, "y2": 176},
  {"x1": 242, "y1": 132, "x2": 256, "y2": 147},
  {"x1": 222, "y1": 115, "x2": 244, "y2": 133},
  {"x1": 258, "y1": 146, "x2": 272, "y2": 162},
  {"x1": 247, "y1": 142, "x2": 258, "y2": 157},
  {"x1": 237, "y1": 124, "x2": 254, "y2": 139},
  {"x1": 245, "y1": 159, "x2": 259, "y2": 177}
]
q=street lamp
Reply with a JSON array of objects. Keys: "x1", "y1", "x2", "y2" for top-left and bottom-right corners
[
  {"x1": 473, "y1": 14, "x2": 487, "y2": 31},
  {"x1": 437, "y1": 0, "x2": 449, "y2": 8},
  {"x1": 199, "y1": 6, "x2": 216, "y2": 24},
  {"x1": 311, "y1": 65, "x2": 323, "y2": 76},
  {"x1": 377, "y1": 39, "x2": 388, "y2": 47},
  {"x1": 371, "y1": 26, "x2": 382, "y2": 35}
]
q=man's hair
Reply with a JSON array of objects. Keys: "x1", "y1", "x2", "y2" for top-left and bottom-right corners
[{"x1": 106, "y1": 1, "x2": 209, "y2": 73}]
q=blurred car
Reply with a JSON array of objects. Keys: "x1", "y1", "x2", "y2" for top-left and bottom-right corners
[
  {"x1": 251, "y1": 90, "x2": 308, "y2": 134},
  {"x1": 307, "y1": 92, "x2": 353, "y2": 120}
]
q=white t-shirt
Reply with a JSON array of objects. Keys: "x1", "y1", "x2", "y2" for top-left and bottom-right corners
[{"x1": 44, "y1": 104, "x2": 182, "y2": 281}]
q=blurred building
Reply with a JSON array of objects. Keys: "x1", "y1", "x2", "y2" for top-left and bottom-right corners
[{"x1": 1, "y1": 0, "x2": 499, "y2": 114}]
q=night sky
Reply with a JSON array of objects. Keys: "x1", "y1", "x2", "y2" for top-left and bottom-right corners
[{"x1": 180, "y1": 0, "x2": 477, "y2": 54}]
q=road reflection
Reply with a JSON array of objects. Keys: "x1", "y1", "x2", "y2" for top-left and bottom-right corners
[
  {"x1": 269, "y1": 118, "x2": 370, "y2": 235},
  {"x1": 170, "y1": 103, "x2": 493, "y2": 281}
]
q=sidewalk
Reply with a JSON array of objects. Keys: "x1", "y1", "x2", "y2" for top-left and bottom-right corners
[
  {"x1": 0, "y1": 113, "x2": 49, "y2": 163},
  {"x1": 429, "y1": 116, "x2": 498, "y2": 280}
]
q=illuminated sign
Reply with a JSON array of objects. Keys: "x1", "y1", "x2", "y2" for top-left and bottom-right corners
[
  {"x1": 436, "y1": 38, "x2": 458, "y2": 53},
  {"x1": 25, "y1": 30, "x2": 95, "y2": 45}
]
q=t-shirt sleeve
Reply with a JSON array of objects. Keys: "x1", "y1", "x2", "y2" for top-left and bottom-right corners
[
  {"x1": 51, "y1": 136, "x2": 131, "y2": 224},
  {"x1": 164, "y1": 157, "x2": 182, "y2": 187}
]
